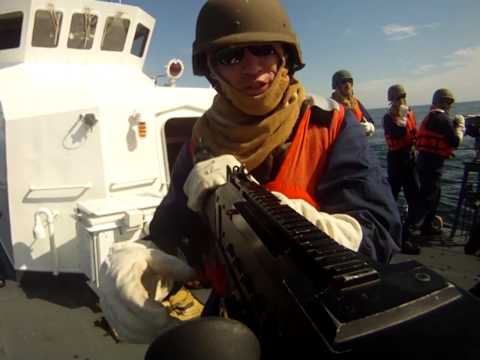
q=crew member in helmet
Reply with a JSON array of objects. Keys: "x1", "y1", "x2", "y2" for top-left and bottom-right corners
[
  {"x1": 383, "y1": 84, "x2": 421, "y2": 254},
  {"x1": 152, "y1": 0, "x2": 399, "y2": 305},
  {"x1": 331, "y1": 69, "x2": 375, "y2": 136},
  {"x1": 415, "y1": 88, "x2": 465, "y2": 236},
  {"x1": 99, "y1": 0, "x2": 401, "y2": 349}
]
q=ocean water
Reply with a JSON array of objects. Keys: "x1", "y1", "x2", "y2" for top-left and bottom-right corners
[{"x1": 367, "y1": 100, "x2": 480, "y2": 227}]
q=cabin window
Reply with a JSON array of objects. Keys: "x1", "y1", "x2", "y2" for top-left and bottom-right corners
[
  {"x1": 68, "y1": 13, "x2": 98, "y2": 49},
  {"x1": 164, "y1": 117, "x2": 198, "y2": 171},
  {"x1": 32, "y1": 9, "x2": 63, "y2": 48},
  {"x1": 0, "y1": 12, "x2": 23, "y2": 50},
  {"x1": 130, "y1": 23, "x2": 150, "y2": 58},
  {"x1": 101, "y1": 16, "x2": 130, "y2": 52}
]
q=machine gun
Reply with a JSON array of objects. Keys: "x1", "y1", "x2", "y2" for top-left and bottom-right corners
[
  {"x1": 465, "y1": 114, "x2": 480, "y2": 161},
  {"x1": 209, "y1": 166, "x2": 480, "y2": 357},
  {"x1": 450, "y1": 114, "x2": 480, "y2": 239},
  {"x1": 465, "y1": 114, "x2": 480, "y2": 136}
]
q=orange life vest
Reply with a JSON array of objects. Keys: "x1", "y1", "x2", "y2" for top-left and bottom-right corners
[
  {"x1": 385, "y1": 111, "x2": 417, "y2": 151},
  {"x1": 351, "y1": 99, "x2": 364, "y2": 122},
  {"x1": 193, "y1": 105, "x2": 346, "y2": 295},
  {"x1": 416, "y1": 110, "x2": 454, "y2": 158},
  {"x1": 264, "y1": 105, "x2": 346, "y2": 209}
]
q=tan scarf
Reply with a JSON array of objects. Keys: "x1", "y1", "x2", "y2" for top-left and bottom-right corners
[
  {"x1": 193, "y1": 66, "x2": 305, "y2": 171},
  {"x1": 331, "y1": 90, "x2": 357, "y2": 110}
]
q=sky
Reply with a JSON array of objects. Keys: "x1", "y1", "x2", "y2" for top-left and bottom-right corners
[{"x1": 121, "y1": 0, "x2": 480, "y2": 109}]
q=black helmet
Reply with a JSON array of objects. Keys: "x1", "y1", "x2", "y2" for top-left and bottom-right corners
[
  {"x1": 332, "y1": 69, "x2": 353, "y2": 89},
  {"x1": 387, "y1": 84, "x2": 406, "y2": 101},
  {"x1": 192, "y1": 0, "x2": 304, "y2": 76},
  {"x1": 432, "y1": 88, "x2": 455, "y2": 105},
  {"x1": 145, "y1": 318, "x2": 261, "y2": 360}
]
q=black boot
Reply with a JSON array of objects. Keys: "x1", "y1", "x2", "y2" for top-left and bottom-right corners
[
  {"x1": 465, "y1": 223, "x2": 480, "y2": 255},
  {"x1": 402, "y1": 223, "x2": 421, "y2": 255},
  {"x1": 420, "y1": 225, "x2": 444, "y2": 237},
  {"x1": 402, "y1": 240, "x2": 421, "y2": 255}
]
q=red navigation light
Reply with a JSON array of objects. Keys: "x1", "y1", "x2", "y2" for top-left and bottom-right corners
[
  {"x1": 166, "y1": 59, "x2": 184, "y2": 79},
  {"x1": 169, "y1": 62, "x2": 182, "y2": 77}
]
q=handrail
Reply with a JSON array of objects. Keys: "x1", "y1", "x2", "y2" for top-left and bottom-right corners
[
  {"x1": 109, "y1": 177, "x2": 158, "y2": 191},
  {"x1": 29, "y1": 183, "x2": 93, "y2": 192}
]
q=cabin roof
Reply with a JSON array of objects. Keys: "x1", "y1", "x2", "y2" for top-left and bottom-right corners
[{"x1": 0, "y1": 0, "x2": 155, "y2": 69}]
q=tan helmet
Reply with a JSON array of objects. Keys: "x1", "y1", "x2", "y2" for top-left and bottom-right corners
[
  {"x1": 192, "y1": 0, "x2": 304, "y2": 76},
  {"x1": 432, "y1": 88, "x2": 455, "y2": 105},
  {"x1": 331, "y1": 70, "x2": 353, "y2": 89},
  {"x1": 387, "y1": 84, "x2": 406, "y2": 101}
]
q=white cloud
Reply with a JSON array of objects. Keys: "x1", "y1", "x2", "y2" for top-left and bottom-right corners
[
  {"x1": 382, "y1": 24, "x2": 417, "y2": 40},
  {"x1": 382, "y1": 22, "x2": 438, "y2": 41},
  {"x1": 412, "y1": 64, "x2": 436, "y2": 75},
  {"x1": 356, "y1": 46, "x2": 480, "y2": 108},
  {"x1": 444, "y1": 46, "x2": 480, "y2": 67},
  {"x1": 423, "y1": 23, "x2": 440, "y2": 30}
]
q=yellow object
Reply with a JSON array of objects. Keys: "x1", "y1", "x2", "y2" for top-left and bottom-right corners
[{"x1": 161, "y1": 287, "x2": 204, "y2": 321}]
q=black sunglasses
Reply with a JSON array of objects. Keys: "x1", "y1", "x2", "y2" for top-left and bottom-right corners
[
  {"x1": 395, "y1": 94, "x2": 406, "y2": 101},
  {"x1": 442, "y1": 98, "x2": 454, "y2": 105},
  {"x1": 214, "y1": 45, "x2": 277, "y2": 65},
  {"x1": 340, "y1": 78, "x2": 353, "y2": 85}
]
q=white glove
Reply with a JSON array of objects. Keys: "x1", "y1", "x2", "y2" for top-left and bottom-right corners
[
  {"x1": 398, "y1": 104, "x2": 409, "y2": 119},
  {"x1": 394, "y1": 117, "x2": 407, "y2": 127},
  {"x1": 360, "y1": 120, "x2": 375, "y2": 136},
  {"x1": 183, "y1": 154, "x2": 241, "y2": 212},
  {"x1": 272, "y1": 192, "x2": 362, "y2": 251},
  {"x1": 97, "y1": 240, "x2": 197, "y2": 343},
  {"x1": 453, "y1": 114, "x2": 465, "y2": 144}
]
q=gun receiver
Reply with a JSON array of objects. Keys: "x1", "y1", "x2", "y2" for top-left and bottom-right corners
[{"x1": 210, "y1": 166, "x2": 480, "y2": 355}]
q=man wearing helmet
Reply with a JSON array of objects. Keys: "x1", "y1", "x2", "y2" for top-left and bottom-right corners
[
  {"x1": 331, "y1": 69, "x2": 375, "y2": 136},
  {"x1": 100, "y1": 0, "x2": 402, "y2": 343},
  {"x1": 415, "y1": 88, "x2": 465, "y2": 236},
  {"x1": 383, "y1": 85, "x2": 421, "y2": 254},
  {"x1": 152, "y1": 0, "x2": 400, "y2": 297}
]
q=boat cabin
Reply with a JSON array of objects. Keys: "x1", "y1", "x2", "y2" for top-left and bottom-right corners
[{"x1": 0, "y1": 0, "x2": 214, "y2": 287}]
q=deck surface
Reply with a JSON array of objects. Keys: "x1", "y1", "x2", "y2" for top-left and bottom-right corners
[
  {"x1": 0, "y1": 233, "x2": 479, "y2": 360},
  {"x1": 392, "y1": 235, "x2": 480, "y2": 290},
  {"x1": 0, "y1": 273, "x2": 148, "y2": 360}
]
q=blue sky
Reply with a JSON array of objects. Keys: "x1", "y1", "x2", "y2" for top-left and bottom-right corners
[{"x1": 123, "y1": 0, "x2": 480, "y2": 108}]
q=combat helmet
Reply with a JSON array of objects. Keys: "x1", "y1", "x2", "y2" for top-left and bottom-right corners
[
  {"x1": 432, "y1": 88, "x2": 455, "y2": 105},
  {"x1": 332, "y1": 70, "x2": 353, "y2": 89},
  {"x1": 388, "y1": 84, "x2": 406, "y2": 101},
  {"x1": 192, "y1": 0, "x2": 304, "y2": 76}
]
